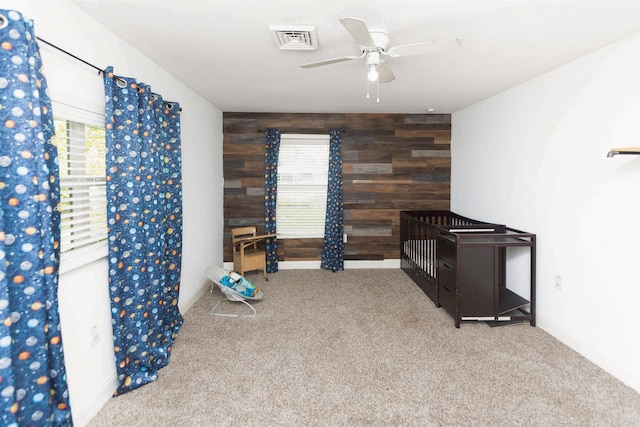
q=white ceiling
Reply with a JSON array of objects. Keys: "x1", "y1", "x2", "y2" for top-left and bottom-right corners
[{"x1": 71, "y1": 0, "x2": 640, "y2": 114}]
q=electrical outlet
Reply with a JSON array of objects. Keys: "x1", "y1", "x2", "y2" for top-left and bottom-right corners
[
  {"x1": 90, "y1": 325, "x2": 100, "y2": 346},
  {"x1": 554, "y1": 274, "x2": 563, "y2": 291},
  {"x1": 343, "y1": 233, "x2": 348, "y2": 243}
]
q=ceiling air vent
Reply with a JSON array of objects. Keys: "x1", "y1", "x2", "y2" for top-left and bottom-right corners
[{"x1": 269, "y1": 25, "x2": 318, "y2": 50}]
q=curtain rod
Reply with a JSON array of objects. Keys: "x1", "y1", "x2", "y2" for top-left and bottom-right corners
[
  {"x1": 36, "y1": 36, "x2": 104, "y2": 75},
  {"x1": 36, "y1": 36, "x2": 183, "y2": 112}
]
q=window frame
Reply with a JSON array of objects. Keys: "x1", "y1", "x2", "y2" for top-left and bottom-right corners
[
  {"x1": 276, "y1": 133, "x2": 330, "y2": 239},
  {"x1": 51, "y1": 101, "x2": 108, "y2": 273}
]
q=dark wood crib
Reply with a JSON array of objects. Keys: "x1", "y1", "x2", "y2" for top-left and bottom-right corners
[{"x1": 400, "y1": 210, "x2": 536, "y2": 327}]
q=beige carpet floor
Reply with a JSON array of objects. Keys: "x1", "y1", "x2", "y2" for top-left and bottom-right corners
[{"x1": 87, "y1": 269, "x2": 640, "y2": 426}]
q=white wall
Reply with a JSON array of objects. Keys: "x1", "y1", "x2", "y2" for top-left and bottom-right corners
[
  {"x1": 4, "y1": 1, "x2": 224, "y2": 425},
  {"x1": 452, "y1": 33, "x2": 640, "y2": 392}
]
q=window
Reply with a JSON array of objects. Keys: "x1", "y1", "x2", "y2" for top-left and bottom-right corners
[
  {"x1": 50, "y1": 102, "x2": 107, "y2": 270},
  {"x1": 276, "y1": 134, "x2": 330, "y2": 239}
]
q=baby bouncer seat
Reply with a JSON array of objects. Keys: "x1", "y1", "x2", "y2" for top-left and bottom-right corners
[{"x1": 206, "y1": 266, "x2": 263, "y2": 317}]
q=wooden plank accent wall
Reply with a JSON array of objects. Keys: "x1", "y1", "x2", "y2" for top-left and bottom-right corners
[{"x1": 223, "y1": 112, "x2": 451, "y2": 263}]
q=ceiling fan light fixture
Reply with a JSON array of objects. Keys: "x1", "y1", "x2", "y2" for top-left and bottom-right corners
[
  {"x1": 366, "y1": 51, "x2": 380, "y2": 82},
  {"x1": 367, "y1": 64, "x2": 378, "y2": 82}
]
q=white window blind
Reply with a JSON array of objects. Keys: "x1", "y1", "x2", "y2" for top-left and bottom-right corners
[
  {"x1": 51, "y1": 102, "x2": 107, "y2": 262},
  {"x1": 276, "y1": 134, "x2": 330, "y2": 239}
]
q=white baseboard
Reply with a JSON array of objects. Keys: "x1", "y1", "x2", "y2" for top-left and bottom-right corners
[
  {"x1": 536, "y1": 313, "x2": 640, "y2": 393},
  {"x1": 71, "y1": 373, "x2": 118, "y2": 427},
  {"x1": 223, "y1": 259, "x2": 401, "y2": 271},
  {"x1": 178, "y1": 282, "x2": 210, "y2": 314}
]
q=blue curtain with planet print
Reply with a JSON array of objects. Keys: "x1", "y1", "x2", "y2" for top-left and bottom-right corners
[
  {"x1": 264, "y1": 128, "x2": 280, "y2": 273},
  {"x1": 0, "y1": 9, "x2": 73, "y2": 426},
  {"x1": 103, "y1": 66, "x2": 183, "y2": 395},
  {"x1": 320, "y1": 129, "x2": 344, "y2": 272}
]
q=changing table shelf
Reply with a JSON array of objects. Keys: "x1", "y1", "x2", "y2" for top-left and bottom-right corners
[{"x1": 436, "y1": 225, "x2": 536, "y2": 328}]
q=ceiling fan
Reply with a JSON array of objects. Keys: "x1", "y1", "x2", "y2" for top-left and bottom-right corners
[{"x1": 301, "y1": 17, "x2": 461, "y2": 101}]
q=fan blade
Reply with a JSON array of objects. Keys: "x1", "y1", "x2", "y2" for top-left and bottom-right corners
[
  {"x1": 339, "y1": 17, "x2": 376, "y2": 49},
  {"x1": 378, "y1": 60, "x2": 395, "y2": 83},
  {"x1": 301, "y1": 55, "x2": 359, "y2": 68},
  {"x1": 387, "y1": 38, "x2": 462, "y2": 57}
]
